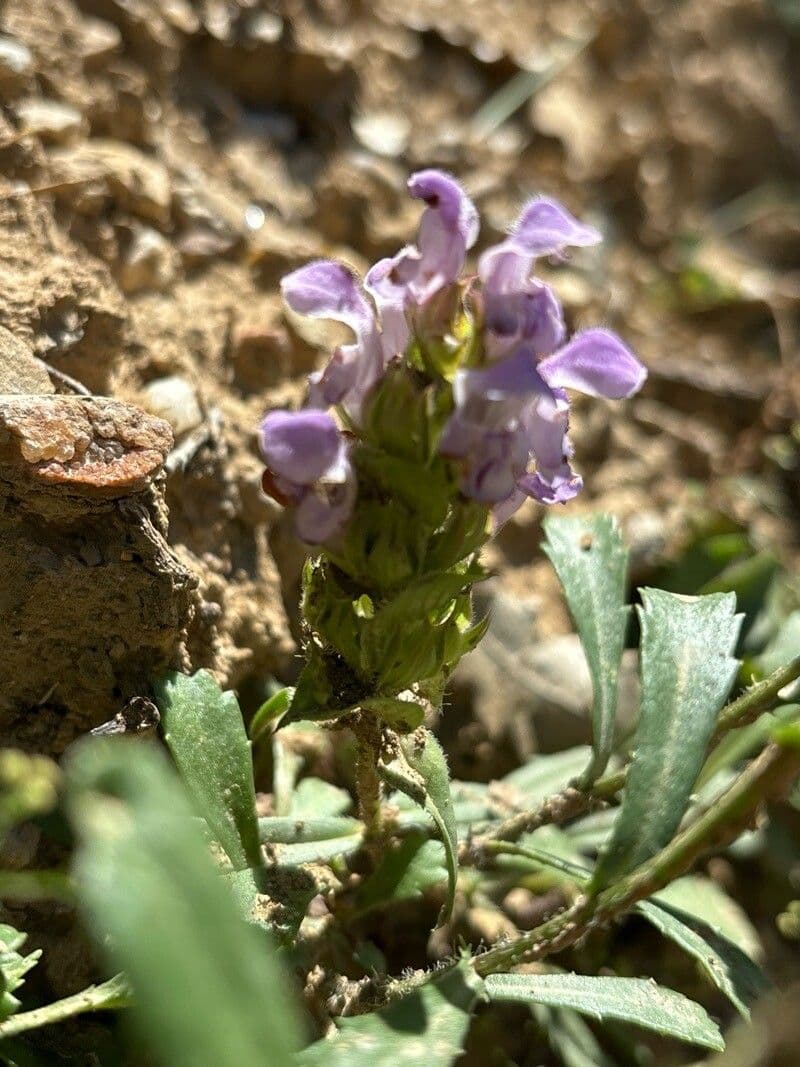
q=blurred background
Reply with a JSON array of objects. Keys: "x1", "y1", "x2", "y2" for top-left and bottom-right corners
[{"x1": 1, "y1": 0, "x2": 799, "y2": 1061}]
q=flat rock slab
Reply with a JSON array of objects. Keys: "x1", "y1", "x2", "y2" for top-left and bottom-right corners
[{"x1": 0, "y1": 394, "x2": 172, "y2": 498}]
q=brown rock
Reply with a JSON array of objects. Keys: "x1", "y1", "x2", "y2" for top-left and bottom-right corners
[
  {"x1": 0, "y1": 395, "x2": 196, "y2": 753},
  {"x1": 0, "y1": 327, "x2": 55, "y2": 395},
  {"x1": 0, "y1": 395, "x2": 172, "y2": 498}
]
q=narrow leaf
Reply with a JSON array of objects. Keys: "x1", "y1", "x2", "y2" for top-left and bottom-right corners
[
  {"x1": 485, "y1": 973, "x2": 724, "y2": 1051},
  {"x1": 380, "y1": 729, "x2": 458, "y2": 924},
  {"x1": 532, "y1": 1005, "x2": 618, "y2": 1067},
  {"x1": 357, "y1": 833, "x2": 447, "y2": 913},
  {"x1": 297, "y1": 962, "x2": 483, "y2": 1066},
  {"x1": 249, "y1": 686, "x2": 295, "y2": 743},
  {"x1": 155, "y1": 671, "x2": 261, "y2": 870},
  {"x1": 654, "y1": 875, "x2": 763, "y2": 961},
  {"x1": 636, "y1": 899, "x2": 769, "y2": 1019},
  {"x1": 593, "y1": 589, "x2": 741, "y2": 888},
  {"x1": 258, "y1": 816, "x2": 361, "y2": 844},
  {"x1": 65, "y1": 739, "x2": 301, "y2": 1067},
  {"x1": 543, "y1": 514, "x2": 630, "y2": 783}
]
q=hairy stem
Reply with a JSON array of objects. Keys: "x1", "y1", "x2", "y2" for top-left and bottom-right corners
[
  {"x1": 354, "y1": 718, "x2": 384, "y2": 844},
  {"x1": 473, "y1": 737, "x2": 800, "y2": 975},
  {"x1": 470, "y1": 656, "x2": 800, "y2": 856}
]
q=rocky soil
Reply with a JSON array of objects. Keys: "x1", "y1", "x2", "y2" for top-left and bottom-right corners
[{"x1": 0, "y1": 0, "x2": 798, "y2": 762}]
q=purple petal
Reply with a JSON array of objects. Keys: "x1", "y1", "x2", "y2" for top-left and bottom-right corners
[
  {"x1": 519, "y1": 391, "x2": 569, "y2": 467},
  {"x1": 479, "y1": 198, "x2": 600, "y2": 306},
  {"x1": 454, "y1": 347, "x2": 553, "y2": 405},
  {"x1": 408, "y1": 170, "x2": 479, "y2": 247},
  {"x1": 519, "y1": 394, "x2": 583, "y2": 504},
  {"x1": 293, "y1": 457, "x2": 357, "y2": 544},
  {"x1": 484, "y1": 280, "x2": 565, "y2": 358},
  {"x1": 492, "y1": 488, "x2": 527, "y2": 529},
  {"x1": 511, "y1": 197, "x2": 601, "y2": 258},
  {"x1": 365, "y1": 257, "x2": 411, "y2": 357},
  {"x1": 404, "y1": 169, "x2": 478, "y2": 301},
  {"x1": 538, "y1": 328, "x2": 647, "y2": 399},
  {"x1": 281, "y1": 260, "x2": 373, "y2": 336},
  {"x1": 461, "y1": 432, "x2": 523, "y2": 503},
  {"x1": 519, "y1": 468, "x2": 583, "y2": 504},
  {"x1": 259, "y1": 409, "x2": 342, "y2": 486}
]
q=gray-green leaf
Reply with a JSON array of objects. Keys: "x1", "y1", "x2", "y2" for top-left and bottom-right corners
[
  {"x1": 485, "y1": 973, "x2": 724, "y2": 1051},
  {"x1": 592, "y1": 589, "x2": 741, "y2": 888},
  {"x1": 380, "y1": 729, "x2": 458, "y2": 924},
  {"x1": 155, "y1": 671, "x2": 261, "y2": 870},
  {"x1": 297, "y1": 962, "x2": 483, "y2": 1066},
  {"x1": 636, "y1": 898, "x2": 769, "y2": 1019},
  {"x1": 0, "y1": 926, "x2": 41, "y2": 1022},
  {"x1": 543, "y1": 514, "x2": 630, "y2": 784},
  {"x1": 65, "y1": 738, "x2": 301, "y2": 1067},
  {"x1": 357, "y1": 833, "x2": 447, "y2": 913}
]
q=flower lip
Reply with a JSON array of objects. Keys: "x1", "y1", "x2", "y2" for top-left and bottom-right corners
[
  {"x1": 537, "y1": 328, "x2": 647, "y2": 399},
  {"x1": 259, "y1": 409, "x2": 343, "y2": 487},
  {"x1": 280, "y1": 259, "x2": 373, "y2": 337}
]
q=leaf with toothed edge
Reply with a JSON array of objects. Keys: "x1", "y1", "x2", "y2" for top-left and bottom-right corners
[
  {"x1": 592, "y1": 589, "x2": 742, "y2": 890},
  {"x1": 154, "y1": 671, "x2": 261, "y2": 871},
  {"x1": 543, "y1": 514, "x2": 630, "y2": 786},
  {"x1": 485, "y1": 973, "x2": 724, "y2": 1052}
]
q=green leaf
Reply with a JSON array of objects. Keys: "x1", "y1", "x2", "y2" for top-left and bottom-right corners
[
  {"x1": 380, "y1": 729, "x2": 458, "y2": 924},
  {"x1": 287, "y1": 777, "x2": 352, "y2": 819},
  {"x1": 0, "y1": 927, "x2": 41, "y2": 1022},
  {"x1": 0, "y1": 975, "x2": 130, "y2": 1039},
  {"x1": 543, "y1": 514, "x2": 630, "y2": 783},
  {"x1": 65, "y1": 738, "x2": 301, "y2": 1067},
  {"x1": 154, "y1": 671, "x2": 261, "y2": 870},
  {"x1": 532, "y1": 1005, "x2": 618, "y2": 1067},
  {"x1": 357, "y1": 833, "x2": 447, "y2": 913},
  {"x1": 250, "y1": 686, "x2": 295, "y2": 743},
  {"x1": 484, "y1": 973, "x2": 724, "y2": 1052},
  {"x1": 756, "y1": 610, "x2": 800, "y2": 677},
  {"x1": 272, "y1": 727, "x2": 306, "y2": 816},
  {"x1": 502, "y1": 747, "x2": 592, "y2": 808},
  {"x1": 636, "y1": 898, "x2": 769, "y2": 1019},
  {"x1": 297, "y1": 961, "x2": 484, "y2": 1066},
  {"x1": 259, "y1": 816, "x2": 361, "y2": 845},
  {"x1": 653, "y1": 875, "x2": 763, "y2": 961},
  {"x1": 592, "y1": 589, "x2": 741, "y2": 889}
]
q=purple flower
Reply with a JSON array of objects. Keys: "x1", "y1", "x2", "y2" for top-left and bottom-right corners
[
  {"x1": 280, "y1": 171, "x2": 478, "y2": 420},
  {"x1": 479, "y1": 197, "x2": 600, "y2": 360},
  {"x1": 281, "y1": 260, "x2": 385, "y2": 420},
  {"x1": 441, "y1": 328, "x2": 645, "y2": 514},
  {"x1": 259, "y1": 409, "x2": 356, "y2": 544},
  {"x1": 274, "y1": 177, "x2": 647, "y2": 532},
  {"x1": 364, "y1": 170, "x2": 478, "y2": 338}
]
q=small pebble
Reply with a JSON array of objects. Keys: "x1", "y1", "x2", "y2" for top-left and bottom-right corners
[{"x1": 140, "y1": 376, "x2": 202, "y2": 438}]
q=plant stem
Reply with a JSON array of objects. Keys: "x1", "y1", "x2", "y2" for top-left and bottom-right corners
[
  {"x1": 473, "y1": 737, "x2": 800, "y2": 975},
  {"x1": 354, "y1": 718, "x2": 384, "y2": 844},
  {"x1": 470, "y1": 656, "x2": 800, "y2": 855}
]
